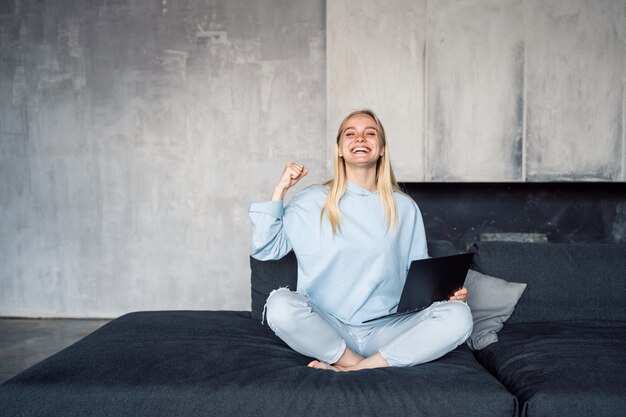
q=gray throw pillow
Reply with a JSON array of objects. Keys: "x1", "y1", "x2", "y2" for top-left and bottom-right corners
[{"x1": 464, "y1": 269, "x2": 527, "y2": 350}]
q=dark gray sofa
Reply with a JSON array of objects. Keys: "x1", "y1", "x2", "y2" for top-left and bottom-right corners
[
  {"x1": 1, "y1": 241, "x2": 624, "y2": 417},
  {"x1": 469, "y1": 241, "x2": 626, "y2": 417}
]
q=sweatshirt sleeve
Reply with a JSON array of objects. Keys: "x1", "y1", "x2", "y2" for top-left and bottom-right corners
[
  {"x1": 249, "y1": 200, "x2": 293, "y2": 261},
  {"x1": 407, "y1": 201, "x2": 429, "y2": 266}
]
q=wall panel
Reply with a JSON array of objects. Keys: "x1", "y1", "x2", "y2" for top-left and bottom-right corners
[
  {"x1": 427, "y1": 0, "x2": 525, "y2": 181},
  {"x1": 0, "y1": 0, "x2": 326, "y2": 317},
  {"x1": 327, "y1": 0, "x2": 426, "y2": 181},
  {"x1": 525, "y1": 0, "x2": 624, "y2": 181}
]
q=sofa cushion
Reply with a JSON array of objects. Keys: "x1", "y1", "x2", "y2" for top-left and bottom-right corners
[
  {"x1": 470, "y1": 242, "x2": 626, "y2": 323},
  {"x1": 473, "y1": 321, "x2": 626, "y2": 417},
  {"x1": 0, "y1": 311, "x2": 517, "y2": 417},
  {"x1": 464, "y1": 269, "x2": 526, "y2": 350}
]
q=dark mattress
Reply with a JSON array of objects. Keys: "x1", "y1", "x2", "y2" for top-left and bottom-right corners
[
  {"x1": 0, "y1": 311, "x2": 516, "y2": 417},
  {"x1": 474, "y1": 321, "x2": 626, "y2": 417}
]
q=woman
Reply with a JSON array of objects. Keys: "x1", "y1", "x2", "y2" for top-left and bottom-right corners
[{"x1": 249, "y1": 109, "x2": 472, "y2": 372}]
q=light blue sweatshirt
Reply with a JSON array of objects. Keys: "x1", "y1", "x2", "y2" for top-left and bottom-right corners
[{"x1": 249, "y1": 180, "x2": 428, "y2": 324}]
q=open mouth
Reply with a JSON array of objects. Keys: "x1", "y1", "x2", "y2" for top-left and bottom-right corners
[{"x1": 352, "y1": 147, "x2": 370, "y2": 154}]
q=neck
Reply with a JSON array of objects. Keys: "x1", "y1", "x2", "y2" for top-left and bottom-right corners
[{"x1": 345, "y1": 165, "x2": 378, "y2": 192}]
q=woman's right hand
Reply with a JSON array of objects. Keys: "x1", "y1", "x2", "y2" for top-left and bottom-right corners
[{"x1": 271, "y1": 162, "x2": 309, "y2": 201}]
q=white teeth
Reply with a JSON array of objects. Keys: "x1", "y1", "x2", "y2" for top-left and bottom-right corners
[{"x1": 353, "y1": 147, "x2": 369, "y2": 153}]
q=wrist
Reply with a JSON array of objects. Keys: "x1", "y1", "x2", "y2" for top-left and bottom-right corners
[{"x1": 271, "y1": 186, "x2": 288, "y2": 201}]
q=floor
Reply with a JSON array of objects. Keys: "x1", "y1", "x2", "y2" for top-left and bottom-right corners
[{"x1": 0, "y1": 318, "x2": 110, "y2": 384}]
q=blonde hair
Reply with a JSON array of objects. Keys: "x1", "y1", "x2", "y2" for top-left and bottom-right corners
[{"x1": 320, "y1": 109, "x2": 404, "y2": 235}]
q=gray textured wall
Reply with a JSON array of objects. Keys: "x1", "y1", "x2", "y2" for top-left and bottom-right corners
[
  {"x1": 1, "y1": 0, "x2": 624, "y2": 318},
  {"x1": 328, "y1": 0, "x2": 625, "y2": 181},
  {"x1": 524, "y1": 0, "x2": 624, "y2": 180},
  {"x1": 327, "y1": 0, "x2": 426, "y2": 181},
  {"x1": 0, "y1": 0, "x2": 326, "y2": 317}
]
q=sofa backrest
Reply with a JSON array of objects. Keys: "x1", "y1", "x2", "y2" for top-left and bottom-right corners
[
  {"x1": 250, "y1": 251, "x2": 298, "y2": 322},
  {"x1": 470, "y1": 241, "x2": 626, "y2": 323},
  {"x1": 427, "y1": 240, "x2": 461, "y2": 257}
]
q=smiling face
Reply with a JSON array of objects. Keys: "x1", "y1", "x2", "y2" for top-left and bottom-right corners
[{"x1": 337, "y1": 113, "x2": 385, "y2": 168}]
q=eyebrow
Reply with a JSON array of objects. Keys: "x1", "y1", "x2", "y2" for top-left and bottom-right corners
[{"x1": 343, "y1": 126, "x2": 378, "y2": 132}]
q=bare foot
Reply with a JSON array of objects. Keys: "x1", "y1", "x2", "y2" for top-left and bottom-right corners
[
  {"x1": 307, "y1": 360, "x2": 342, "y2": 372},
  {"x1": 307, "y1": 353, "x2": 389, "y2": 372}
]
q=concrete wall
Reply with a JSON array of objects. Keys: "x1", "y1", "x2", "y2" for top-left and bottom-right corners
[
  {"x1": 0, "y1": 0, "x2": 326, "y2": 317},
  {"x1": 327, "y1": 0, "x2": 426, "y2": 181},
  {"x1": 524, "y1": 0, "x2": 624, "y2": 180},
  {"x1": 1, "y1": 0, "x2": 624, "y2": 318},
  {"x1": 328, "y1": 0, "x2": 625, "y2": 181}
]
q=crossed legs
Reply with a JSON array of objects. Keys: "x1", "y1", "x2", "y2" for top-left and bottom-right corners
[{"x1": 264, "y1": 288, "x2": 473, "y2": 372}]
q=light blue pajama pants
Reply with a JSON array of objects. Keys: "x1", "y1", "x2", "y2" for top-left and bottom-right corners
[{"x1": 264, "y1": 288, "x2": 473, "y2": 367}]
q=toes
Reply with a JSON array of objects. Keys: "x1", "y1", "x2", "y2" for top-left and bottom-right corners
[
  {"x1": 307, "y1": 361, "x2": 342, "y2": 372},
  {"x1": 308, "y1": 360, "x2": 329, "y2": 370}
]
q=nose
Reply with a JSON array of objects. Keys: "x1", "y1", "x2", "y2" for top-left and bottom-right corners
[{"x1": 355, "y1": 133, "x2": 365, "y2": 142}]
